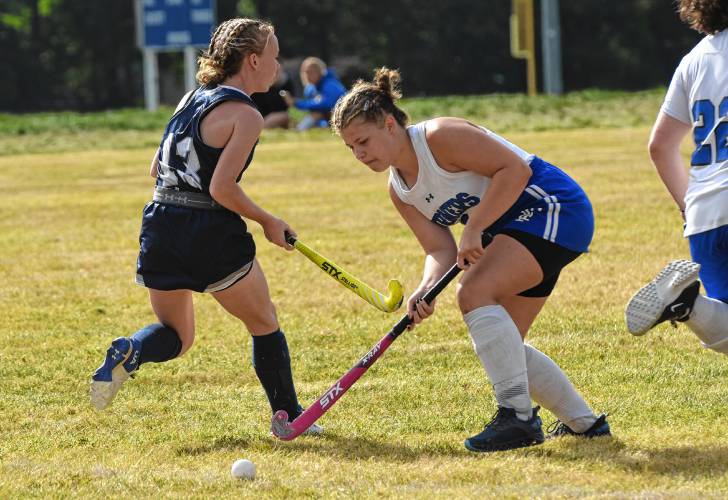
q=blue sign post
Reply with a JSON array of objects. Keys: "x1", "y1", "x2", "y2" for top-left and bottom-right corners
[
  {"x1": 141, "y1": 0, "x2": 214, "y2": 49},
  {"x1": 135, "y1": 0, "x2": 216, "y2": 110}
]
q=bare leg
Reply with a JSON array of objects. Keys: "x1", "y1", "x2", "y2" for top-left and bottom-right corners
[
  {"x1": 212, "y1": 259, "x2": 304, "y2": 420},
  {"x1": 211, "y1": 260, "x2": 278, "y2": 335},
  {"x1": 148, "y1": 288, "x2": 195, "y2": 355}
]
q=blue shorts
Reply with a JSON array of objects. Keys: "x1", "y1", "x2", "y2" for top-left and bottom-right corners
[
  {"x1": 488, "y1": 157, "x2": 594, "y2": 253},
  {"x1": 688, "y1": 224, "x2": 728, "y2": 303},
  {"x1": 135, "y1": 202, "x2": 256, "y2": 293}
]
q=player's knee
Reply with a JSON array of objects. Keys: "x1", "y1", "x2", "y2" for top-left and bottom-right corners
[
  {"x1": 457, "y1": 283, "x2": 497, "y2": 314},
  {"x1": 243, "y1": 302, "x2": 279, "y2": 334}
]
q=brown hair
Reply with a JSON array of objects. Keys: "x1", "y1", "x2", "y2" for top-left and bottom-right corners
[
  {"x1": 196, "y1": 18, "x2": 274, "y2": 86},
  {"x1": 331, "y1": 67, "x2": 409, "y2": 134},
  {"x1": 678, "y1": 0, "x2": 728, "y2": 34}
]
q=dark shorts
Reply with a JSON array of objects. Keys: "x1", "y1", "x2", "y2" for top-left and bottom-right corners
[
  {"x1": 135, "y1": 202, "x2": 256, "y2": 293},
  {"x1": 496, "y1": 228, "x2": 582, "y2": 297}
]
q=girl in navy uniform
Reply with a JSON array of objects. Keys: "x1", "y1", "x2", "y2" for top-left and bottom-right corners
[
  {"x1": 90, "y1": 18, "x2": 320, "y2": 433},
  {"x1": 331, "y1": 68, "x2": 608, "y2": 452}
]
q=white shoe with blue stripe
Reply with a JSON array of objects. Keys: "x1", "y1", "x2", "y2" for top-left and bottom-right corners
[{"x1": 90, "y1": 337, "x2": 140, "y2": 410}]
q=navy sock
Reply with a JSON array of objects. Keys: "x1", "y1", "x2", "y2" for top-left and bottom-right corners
[
  {"x1": 131, "y1": 323, "x2": 182, "y2": 366},
  {"x1": 252, "y1": 330, "x2": 301, "y2": 418}
]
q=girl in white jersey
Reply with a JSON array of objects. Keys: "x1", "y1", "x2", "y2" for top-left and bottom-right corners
[
  {"x1": 331, "y1": 68, "x2": 610, "y2": 453},
  {"x1": 625, "y1": 0, "x2": 728, "y2": 358}
]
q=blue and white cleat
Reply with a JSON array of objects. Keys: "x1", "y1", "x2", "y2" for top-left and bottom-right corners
[{"x1": 90, "y1": 337, "x2": 140, "y2": 410}]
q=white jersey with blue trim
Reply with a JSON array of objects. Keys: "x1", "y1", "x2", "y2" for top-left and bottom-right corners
[
  {"x1": 662, "y1": 29, "x2": 728, "y2": 236},
  {"x1": 389, "y1": 120, "x2": 534, "y2": 226}
]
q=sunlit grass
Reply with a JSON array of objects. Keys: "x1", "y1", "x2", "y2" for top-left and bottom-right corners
[{"x1": 1, "y1": 123, "x2": 726, "y2": 498}]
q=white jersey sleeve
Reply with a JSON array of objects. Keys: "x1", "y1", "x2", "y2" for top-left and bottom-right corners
[{"x1": 661, "y1": 57, "x2": 692, "y2": 124}]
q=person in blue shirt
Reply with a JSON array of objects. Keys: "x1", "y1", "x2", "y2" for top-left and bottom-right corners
[{"x1": 281, "y1": 57, "x2": 346, "y2": 130}]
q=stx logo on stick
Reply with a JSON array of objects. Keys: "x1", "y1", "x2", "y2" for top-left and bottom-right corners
[
  {"x1": 321, "y1": 262, "x2": 341, "y2": 279},
  {"x1": 320, "y1": 382, "x2": 344, "y2": 409},
  {"x1": 321, "y1": 262, "x2": 359, "y2": 291}
]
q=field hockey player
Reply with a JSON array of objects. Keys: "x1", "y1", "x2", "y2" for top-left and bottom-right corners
[
  {"x1": 331, "y1": 67, "x2": 610, "y2": 452},
  {"x1": 625, "y1": 0, "x2": 728, "y2": 355},
  {"x1": 90, "y1": 18, "x2": 321, "y2": 435}
]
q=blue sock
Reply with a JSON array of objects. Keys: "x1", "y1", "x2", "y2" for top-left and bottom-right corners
[
  {"x1": 252, "y1": 330, "x2": 301, "y2": 418},
  {"x1": 131, "y1": 323, "x2": 182, "y2": 366}
]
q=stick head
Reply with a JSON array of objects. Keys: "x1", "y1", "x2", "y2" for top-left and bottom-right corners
[
  {"x1": 271, "y1": 410, "x2": 294, "y2": 439},
  {"x1": 385, "y1": 279, "x2": 404, "y2": 311}
]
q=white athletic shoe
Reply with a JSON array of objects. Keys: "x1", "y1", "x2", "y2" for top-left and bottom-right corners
[
  {"x1": 625, "y1": 260, "x2": 701, "y2": 336},
  {"x1": 302, "y1": 422, "x2": 324, "y2": 436}
]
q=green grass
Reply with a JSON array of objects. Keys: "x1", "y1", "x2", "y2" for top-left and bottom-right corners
[
  {"x1": 1, "y1": 111, "x2": 727, "y2": 497},
  {"x1": 0, "y1": 88, "x2": 665, "y2": 156}
]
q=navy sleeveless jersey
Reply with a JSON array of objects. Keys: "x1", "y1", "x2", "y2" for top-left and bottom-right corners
[{"x1": 155, "y1": 85, "x2": 258, "y2": 194}]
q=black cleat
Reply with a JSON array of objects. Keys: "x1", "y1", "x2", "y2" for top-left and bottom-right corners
[
  {"x1": 547, "y1": 413, "x2": 611, "y2": 439},
  {"x1": 464, "y1": 406, "x2": 544, "y2": 452}
]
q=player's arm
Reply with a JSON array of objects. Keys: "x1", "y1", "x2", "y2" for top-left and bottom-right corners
[
  {"x1": 209, "y1": 103, "x2": 293, "y2": 249},
  {"x1": 648, "y1": 111, "x2": 692, "y2": 212},
  {"x1": 149, "y1": 148, "x2": 160, "y2": 178},
  {"x1": 390, "y1": 184, "x2": 456, "y2": 326},
  {"x1": 427, "y1": 118, "x2": 531, "y2": 268}
]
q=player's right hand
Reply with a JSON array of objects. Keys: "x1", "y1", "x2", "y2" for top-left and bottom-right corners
[
  {"x1": 262, "y1": 216, "x2": 295, "y2": 250},
  {"x1": 406, "y1": 287, "x2": 436, "y2": 330}
]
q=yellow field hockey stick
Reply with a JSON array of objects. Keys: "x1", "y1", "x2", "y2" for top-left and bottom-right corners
[{"x1": 286, "y1": 233, "x2": 404, "y2": 313}]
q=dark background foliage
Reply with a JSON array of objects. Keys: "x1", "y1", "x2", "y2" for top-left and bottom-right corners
[{"x1": 0, "y1": 0, "x2": 701, "y2": 111}]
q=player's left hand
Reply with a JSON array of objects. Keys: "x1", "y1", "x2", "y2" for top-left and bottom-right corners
[{"x1": 457, "y1": 227, "x2": 485, "y2": 269}]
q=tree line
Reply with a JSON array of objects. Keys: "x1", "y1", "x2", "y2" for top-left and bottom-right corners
[{"x1": 0, "y1": 0, "x2": 700, "y2": 112}]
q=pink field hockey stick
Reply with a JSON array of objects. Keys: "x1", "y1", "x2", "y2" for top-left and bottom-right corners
[{"x1": 271, "y1": 233, "x2": 493, "y2": 441}]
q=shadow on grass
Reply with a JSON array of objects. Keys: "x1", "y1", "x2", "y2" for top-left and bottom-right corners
[
  {"x1": 532, "y1": 437, "x2": 728, "y2": 478},
  {"x1": 176, "y1": 435, "x2": 256, "y2": 456},
  {"x1": 177, "y1": 432, "x2": 728, "y2": 478},
  {"x1": 176, "y1": 431, "x2": 464, "y2": 461},
  {"x1": 273, "y1": 432, "x2": 466, "y2": 461}
]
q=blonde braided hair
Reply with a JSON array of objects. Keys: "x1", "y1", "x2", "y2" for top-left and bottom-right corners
[
  {"x1": 331, "y1": 67, "x2": 409, "y2": 134},
  {"x1": 196, "y1": 18, "x2": 274, "y2": 86}
]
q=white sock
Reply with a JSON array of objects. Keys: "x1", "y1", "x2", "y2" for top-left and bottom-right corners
[
  {"x1": 524, "y1": 344, "x2": 596, "y2": 433},
  {"x1": 464, "y1": 305, "x2": 532, "y2": 420},
  {"x1": 686, "y1": 295, "x2": 728, "y2": 354}
]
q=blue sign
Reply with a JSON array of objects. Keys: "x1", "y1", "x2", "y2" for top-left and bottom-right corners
[{"x1": 141, "y1": 0, "x2": 214, "y2": 49}]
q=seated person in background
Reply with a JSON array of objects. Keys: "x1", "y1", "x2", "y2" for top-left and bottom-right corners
[
  {"x1": 281, "y1": 57, "x2": 346, "y2": 130},
  {"x1": 251, "y1": 68, "x2": 294, "y2": 129}
]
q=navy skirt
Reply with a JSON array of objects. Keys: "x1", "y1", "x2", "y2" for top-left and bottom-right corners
[{"x1": 135, "y1": 202, "x2": 256, "y2": 292}]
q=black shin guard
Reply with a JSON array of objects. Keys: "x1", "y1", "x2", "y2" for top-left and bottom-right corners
[
  {"x1": 252, "y1": 330, "x2": 301, "y2": 418},
  {"x1": 132, "y1": 323, "x2": 183, "y2": 365}
]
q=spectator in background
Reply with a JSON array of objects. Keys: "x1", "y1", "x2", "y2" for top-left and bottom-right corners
[
  {"x1": 281, "y1": 57, "x2": 346, "y2": 131},
  {"x1": 251, "y1": 68, "x2": 294, "y2": 129}
]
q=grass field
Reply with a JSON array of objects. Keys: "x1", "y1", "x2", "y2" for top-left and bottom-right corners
[{"x1": 1, "y1": 94, "x2": 727, "y2": 498}]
